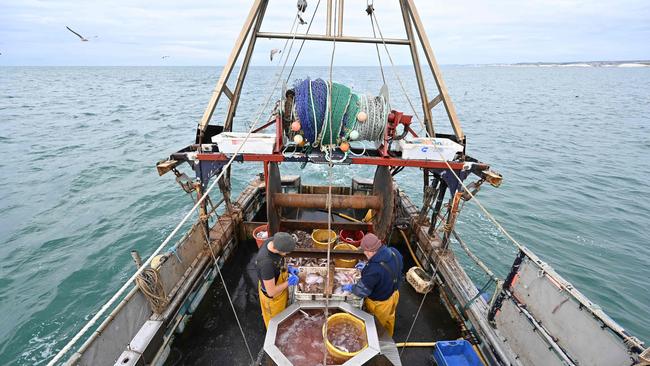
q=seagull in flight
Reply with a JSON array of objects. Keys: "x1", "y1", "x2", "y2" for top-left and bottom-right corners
[
  {"x1": 270, "y1": 48, "x2": 281, "y2": 61},
  {"x1": 162, "y1": 55, "x2": 170, "y2": 59},
  {"x1": 66, "y1": 26, "x2": 89, "y2": 42}
]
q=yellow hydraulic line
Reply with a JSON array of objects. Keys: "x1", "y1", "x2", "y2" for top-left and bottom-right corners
[
  {"x1": 336, "y1": 212, "x2": 361, "y2": 223},
  {"x1": 317, "y1": 209, "x2": 362, "y2": 223},
  {"x1": 399, "y1": 229, "x2": 423, "y2": 269},
  {"x1": 395, "y1": 341, "x2": 436, "y2": 347},
  {"x1": 362, "y1": 209, "x2": 375, "y2": 222}
]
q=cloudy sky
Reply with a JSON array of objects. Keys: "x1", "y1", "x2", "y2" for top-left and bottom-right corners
[{"x1": 0, "y1": 0, "x2": 648, "y2": 66}]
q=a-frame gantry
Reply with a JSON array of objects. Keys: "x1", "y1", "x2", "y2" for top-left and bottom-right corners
[{"x1": 196, "y1": 0, "x2": 465, "y2": 144}]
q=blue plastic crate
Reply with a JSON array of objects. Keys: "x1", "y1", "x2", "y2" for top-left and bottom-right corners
[{"x1": 433, "y1": 340, "x2": 482, "y2": 366}]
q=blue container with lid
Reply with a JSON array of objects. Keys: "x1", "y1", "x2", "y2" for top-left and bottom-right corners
[{"x1": 433, "y1": 340, "x2": 482, "y2": 366}]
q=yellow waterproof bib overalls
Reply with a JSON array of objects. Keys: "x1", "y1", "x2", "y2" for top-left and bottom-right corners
[
  {"x1": 258, "y1": 270, "x2": 288, "y2": 328},
  {"x1": 363, "y1": 250, "x2": 400, "y2": 336}
]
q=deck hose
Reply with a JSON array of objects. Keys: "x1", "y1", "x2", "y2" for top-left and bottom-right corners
[
  {"x1": 395, "y1": 341, "x2": 436, "y2": 347},
  {"x1": 399, "y1": 229, "x2": 423, "y2": 269}
]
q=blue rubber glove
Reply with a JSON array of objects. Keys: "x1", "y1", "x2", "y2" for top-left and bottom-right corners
[
  {"x1": 288, "y1": 273, "x2": 299, "y2": 286},
  {"x1": 287, "y1": 265, "x2": 299, "y2": 276},
  {"x1": 354, "y1": 261, "x2": 366, "y2": 271},
  {"x1": 342, "y1": 284, "x2": 354, "y2": 292}
]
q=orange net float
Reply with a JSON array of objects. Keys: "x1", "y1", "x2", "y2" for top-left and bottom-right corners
[{"x1": 339, "y1": 141, "x2": 350, "y2": 152}]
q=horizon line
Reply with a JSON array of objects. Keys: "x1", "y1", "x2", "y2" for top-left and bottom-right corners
[{"x1": 2, "y1": 59, "x2": 649, "y2": 68}]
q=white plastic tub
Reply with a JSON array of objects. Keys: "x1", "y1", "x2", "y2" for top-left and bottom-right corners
[
  {"x1": 212, "y1": 132, "x2": 276, "y2": 154},
  {"x1": 398, "y1": 137, "x2": 463, "y2": 161}
]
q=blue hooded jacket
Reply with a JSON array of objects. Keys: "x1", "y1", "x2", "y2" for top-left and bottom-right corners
[{"x1": 352, "y1": 246, "x2": 403, "y2": 301}]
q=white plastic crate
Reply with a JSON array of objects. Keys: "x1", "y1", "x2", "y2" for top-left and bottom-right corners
[
  {"x1": 290, "y1": 266, "x2": 363, "y2": 308},
  {"x1": 212, "y1": 132, "x2": 276, "y2": 154},
  {"x1": 398, "y1": 137, "x2": 463, "y2": 161}
]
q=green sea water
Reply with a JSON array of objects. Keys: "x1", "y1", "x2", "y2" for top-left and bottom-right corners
[{"x1": 0, "y1": 66, "x2": 648, "y2": 364}]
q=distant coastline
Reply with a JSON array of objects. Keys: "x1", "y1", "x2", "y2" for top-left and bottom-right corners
[{"x1": 493, "y1": 60, "x2": 650, "y2": 68}]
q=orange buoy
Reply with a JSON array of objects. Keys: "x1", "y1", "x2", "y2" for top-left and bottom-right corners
[
  {"x1": 340, "y1": 141, "x2": 350, "y2": 152},
  {"x1": 291, "y1": 121, "x2": 301, "y2": 132}
]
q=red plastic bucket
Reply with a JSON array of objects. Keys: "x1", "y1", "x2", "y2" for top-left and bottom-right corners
[
  {"x1": 253, "y1": 224, "x2": 269, "y2": 248},
  {"x1": 339, "y1": 230, "x2": 364, "y2": 247}
]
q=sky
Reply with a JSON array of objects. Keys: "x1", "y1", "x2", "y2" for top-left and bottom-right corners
[{"x1": 0, "y1": 0, "x2": 648, "y2": 66}]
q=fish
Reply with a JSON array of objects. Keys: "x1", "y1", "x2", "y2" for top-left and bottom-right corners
[
  {"x1": 334, "y1": 271, "x2": 357, "y2": 285},
  {"x1": 305, "y1": 273, "x2": 324, "y2": 284}
]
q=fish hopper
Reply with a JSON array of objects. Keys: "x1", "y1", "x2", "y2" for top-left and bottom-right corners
[{"x1": 264, "y1": 301, "x2": 401, "y2": 365}]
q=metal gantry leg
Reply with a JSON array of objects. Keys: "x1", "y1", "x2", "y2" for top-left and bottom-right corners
[
  {"x1": 399, "y1": 0, "x2": 434, "y2": 137},
  {"x1": 198, "y1": 0, "x2": 267, "y2": 141},
  {"x1": 224, "y1": 0, "x2": 270, "y2": 132},
  {"x1": 403, "y1": 0, "x2": 465, "y2": 142}
]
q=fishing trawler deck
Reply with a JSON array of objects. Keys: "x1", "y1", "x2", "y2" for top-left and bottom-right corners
[{"x1": 164, "y1": 235, "x2": 461, "y2": 365}]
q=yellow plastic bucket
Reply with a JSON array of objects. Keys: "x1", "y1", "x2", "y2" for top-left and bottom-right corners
[
  {"x1": 322, "y1": 313, "x2": 368, "y2": 360},
  {"x1": 312, "y1": 229, "x2": 337, "y2": 250},
  {"x1": 333, "y1": 243, "x2": 359, "y2": 268}
]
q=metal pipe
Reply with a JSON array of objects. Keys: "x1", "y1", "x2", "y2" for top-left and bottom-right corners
[
  {"x1": 326, "y1": 0, "x2": 332, "y2": 36},
  {"x1": 272, "y1": 193, "x2": 381, "y2": 210},
  {"x1": 429, "y1": 180, "x2": 447, "y2": 234},
  {"x1": 256, "y1": 32, "x2": 410, "y2": 45},
  {"x1": 337, "y1": 0, "x2": 344, "y2": 36},
  {"x1": 130, "y1": 250, "x2": 143, "y2": 268},
  {"x1": 441, "y1": 192, "x2": 462, "y2": 248}
]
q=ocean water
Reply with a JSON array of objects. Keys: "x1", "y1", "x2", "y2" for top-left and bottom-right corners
[{"x1": 0, "y1": 65, "x2": 648, "y2": 365}]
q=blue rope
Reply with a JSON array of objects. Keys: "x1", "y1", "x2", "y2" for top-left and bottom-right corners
[
  {"x1": 294, "y1": 78, "x2": 329, "y2": 144},
  {"x1": 310, "y1": 78, "x2": 328, "y2": 144},
  {"x1": 294, "y1": 78, "x2": 314, "y2": 142}
]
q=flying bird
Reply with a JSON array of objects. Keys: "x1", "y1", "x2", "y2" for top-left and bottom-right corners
[
  {"x1": 270, "y1": 48, "x2": 281, "y2": 62},
  {"x1": 162, "y1": 56, "x2": 170, "y2": 59},
  {"x1": 66, "y1": 26, "x2": 88, "y2": 41},
  {"x1": 297, "y1": 0, "x2": 307, "y2": 12}
]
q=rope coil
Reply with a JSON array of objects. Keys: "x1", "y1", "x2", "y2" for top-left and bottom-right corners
[{"x1": 135, "y1": 268, "x2": 169, "y2": 314}]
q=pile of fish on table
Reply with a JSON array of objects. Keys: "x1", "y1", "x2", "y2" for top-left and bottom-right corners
[{"x1": 287, "y1": 230, "x2": 328, "y2": 267}]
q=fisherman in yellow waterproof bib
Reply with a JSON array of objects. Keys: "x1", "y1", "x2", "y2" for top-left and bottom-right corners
[
  {"x1": 255, "y1": 232, "x2": 299, "y2": 328},
  {"x1": 342, "y1": 233, "x2": 404, "y2": 336}
]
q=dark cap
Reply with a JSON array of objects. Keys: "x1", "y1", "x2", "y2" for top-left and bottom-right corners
[
  {"x1": 272, "y1": 232, "x2": 296, "y2": 253},
  {"x1": 360, "y1": 233, "x2": 382, "y2": 252}
]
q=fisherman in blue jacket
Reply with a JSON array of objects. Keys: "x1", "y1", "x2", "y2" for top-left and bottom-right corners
[{"x1": 343, "y1": 233, "x2": 403, "y2": 336}]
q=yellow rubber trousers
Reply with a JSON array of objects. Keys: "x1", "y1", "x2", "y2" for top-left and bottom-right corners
[
  {"x1": 364, "y1": 290, "x2": 400, "y2": 336},
  {"x1": 258, "y1": 271, "x2": 288, "y2": 328}
]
